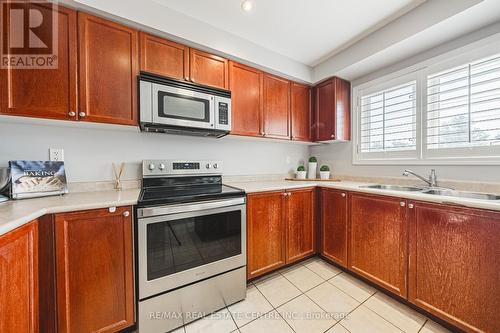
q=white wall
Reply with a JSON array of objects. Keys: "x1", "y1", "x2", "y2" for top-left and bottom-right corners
[{"x1": 0, "y1": 119, "x2": 308, "y2": 182}]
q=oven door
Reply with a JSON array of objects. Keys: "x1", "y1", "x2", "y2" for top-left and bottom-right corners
[
  {"x1": 152, "y1": 83, "x2": 215, "y2": 129},
  {"x1": 137, "y1": 197, "x2": 246, "y2": 300}
]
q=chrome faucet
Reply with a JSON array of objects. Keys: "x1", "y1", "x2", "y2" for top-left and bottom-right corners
[{"x1": 403, "y1": 169, "x2": 438, "y2": 187}]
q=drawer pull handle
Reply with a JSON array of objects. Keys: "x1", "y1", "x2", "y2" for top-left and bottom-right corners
[
  {"x1": 123, "y1": 211, "x2": 130, "y2": 217},
  {"x1": 341, "y1": 193, "x2": 346, "y2": 197},
  {"x1": 400, "y1": 202, "x2": 406, "y2": 207}
]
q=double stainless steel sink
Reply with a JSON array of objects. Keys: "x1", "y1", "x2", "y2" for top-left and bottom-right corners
[{"x1": 359, "y1": 184, "x2": 500, "y2": 201}]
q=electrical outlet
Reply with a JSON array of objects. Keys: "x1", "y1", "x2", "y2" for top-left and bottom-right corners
[{"x1": 49, "y1": 148, "x2": 64, "y2": 162}]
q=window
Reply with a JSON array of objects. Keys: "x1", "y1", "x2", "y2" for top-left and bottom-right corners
[
  {"x1": 353, "y1": 40, "x2": 500, "y2": 165},
  {"x1": 360, "y1": 81, "x2": 417, "y2": 153}
]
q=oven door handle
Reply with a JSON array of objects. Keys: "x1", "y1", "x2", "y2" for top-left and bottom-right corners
[{"x1": 137, "y1": 197, "x2": 246, "y2": 218}]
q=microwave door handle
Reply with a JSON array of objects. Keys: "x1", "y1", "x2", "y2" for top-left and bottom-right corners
[{"x1": 210, "y1": 96, "x2": 216, "y2": 128}]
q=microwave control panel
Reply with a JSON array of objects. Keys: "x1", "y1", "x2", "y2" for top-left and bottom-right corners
[{"x1": 218, "y1": 102, "x2": 229, "y2": 125}]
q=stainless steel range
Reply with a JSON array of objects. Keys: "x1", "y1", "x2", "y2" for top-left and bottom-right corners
[{"x1": 136, "y1": 160, "x2": 246, "y2": 333}]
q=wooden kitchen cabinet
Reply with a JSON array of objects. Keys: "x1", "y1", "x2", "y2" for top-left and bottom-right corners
[
  {"x1": 0, "y1": 3, "x2": 77, "y2": 121},
  {"x1": 263, "y1": 73, "x2": 291, "y2": 139},
  {"x1": 0, "y1": 221, "x2": 38, "y2": 333},
  {"x1": 314, "y1": 77, "x2": 351, "y2": 141},
  {"x1": 247, "y1": 191, "x2": 286, "y2": 279},
  {"x1": 54, "y1": 206, "x2": 134, "y2": 333},
  {"x1": 189, "y1": 48, "x2": 229, "y2": 89},
  {"x1": 349, "y1": 193, "x2": 408, "y2": 297},
  {"x1": 319, "y1": 188, "x2": 348, "y2": 267},
  {"x1": 408, "y1": 202, "x2": 500, "y2": 333},
  {"x1": 229, "y1": 61, "x2": 263, "y2": 137},
  {"x1": 286, "y1": 188, "x2": 315, "y2": 264},
  {"x1": 78, "y1": 13, "x2": 138, "y2": 126},
  {"x1": 291, "y1": 83, "x2": 312, "y2": 141},
  {"x1": 139, "y1": 32, "x2": 189, "y2": 80}
]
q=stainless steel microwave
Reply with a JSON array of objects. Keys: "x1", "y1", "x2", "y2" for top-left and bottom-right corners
[{"x1": 139, "y1": 73, "x2": 231, "y2": 138}]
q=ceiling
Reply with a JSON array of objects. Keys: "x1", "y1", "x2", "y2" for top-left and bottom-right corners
[{"x1": 153, "y1": 0, "x2": 422, "y2": 66}]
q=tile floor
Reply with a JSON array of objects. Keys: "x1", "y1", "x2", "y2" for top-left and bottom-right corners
[{"x1": 173, "y1": 257, "x2": 452, "y2": 333}]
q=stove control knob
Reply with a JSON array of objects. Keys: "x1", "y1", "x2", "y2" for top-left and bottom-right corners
[
  {"x1": 158, "y1": 163, "x2": 165, "y2": 170},
  {"x1": 213, "y1": 163, "x2": 218, "y2": 169},
  {"x1": 205, "y1": 163, "x2": 211, "y2": 169},
  {"x1": 148, "y1": 163, "x2": 155, "y2": 171}
]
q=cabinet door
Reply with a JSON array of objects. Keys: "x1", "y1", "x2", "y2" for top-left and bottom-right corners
[
  {"x1": 229, "y1": 61, "x2": 263, "y2": 137},
  {"x1": 409, "y1": 202, "x2": 500, "y2": 333},
  {"x1": 315, "y1": 78, "x2": 350, "y2": 141},
  {"x1": 78, "y1": 13, "x2": 138, "y2": 125},
  {"x1": 263, "y1": 74, "x2": 291, "y2": 139},
  {"x1": 320, "y1": 188, "x2": 348, "y2": 267},
  {"x1": 286, "y1": 188, "x2": 315, "y2": 264},
  {"x1": 189, "y1": 49, "x2": 228, "y2": 89},
  {"x1": 247, "y1": 191, "x2": 286, "y2": 279},
  {"x1": 0, "y1": 3, "x2": 77, "y2": 120},
  {"x1": 55, "y1": 207, "x2": 134, "y2": 333},
  {"x1": 291, "y1": 83, "x2": 311, "y2": 141},
  {"x1": 0, "y1": 221, "x2": 38, "y2": 333},
  {"x1": 139, "y1": 32, "x2": 189, "y2": 80},
  {"x1": 349, "y1": 193, "x2": 408, "y2": 297}
]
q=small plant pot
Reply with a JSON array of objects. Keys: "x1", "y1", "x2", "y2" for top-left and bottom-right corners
[
  {"x1": 320, "y1": 171, "x2": 330, "y2": 180},
  {"x1": 296, "y1": 171, "x2": 307, "y2": 179},
  {"x1": 308, "y1": 162, "x2": 317, "y2": 179}
]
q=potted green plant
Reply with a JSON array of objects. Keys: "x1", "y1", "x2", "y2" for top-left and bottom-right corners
[
  {"x1": 308, "y1": 156, "x2": 317, "y2": 179},
  {"x1": 320, "y1": 165, "x2": 330, "y2": 180},
  {"x1": 296, "y1": 165, "x2": 307, "y2": 179}
]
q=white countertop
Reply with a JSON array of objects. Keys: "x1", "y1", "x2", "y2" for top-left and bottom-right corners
[
  {"x1": 0, "y1": 189, "x2": 140, "y2": 236},
  {"x1": 2, "y1": 179, "x2": 500, "y2": 237}
]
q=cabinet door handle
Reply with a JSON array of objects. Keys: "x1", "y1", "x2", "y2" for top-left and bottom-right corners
[
  {"x1": 78, "y1": 111, "x2": 86, "y2": 118},
  {"x1": 282, "y1": 192, "x2": 287, "y2": 197},
  {"x1": 108, "y1": 207, "x2": 116, "y2": 213},
  {"x1": 331, "y1": 134, "x2": 335, "y2": 139},
  {"x1": 191, "y1": 78, "x2": 196, "y2": 83},
  {"x1": 400, "y1": 201, "x2": 406, "y2": 207},
  {"x1": 341, "y1": 193, "x2": 346, "y2": 197},
  {"x1": 185, "y1": 76, "x2": 189, "y2": 81},
  {"x1": 408, "y1": 203, "x2": 414, "y2": 209},
  {"x1": 123, "y1": 211, "x2": 130, "y2": 217},
  {"x1": 68, "y1": 111, "x2": 76, "y2": 117},
  {"x1": 287, "y1": 193, "x2": 291, "y2": 196}
]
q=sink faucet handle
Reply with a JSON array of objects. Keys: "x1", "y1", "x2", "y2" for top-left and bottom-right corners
[{"x1": 429, "y1": 169, "x2": 437, "y2": 187}]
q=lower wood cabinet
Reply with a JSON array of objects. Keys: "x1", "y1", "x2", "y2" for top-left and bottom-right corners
[
  {"x1": 408, "y1": 201, "x2": 500, "y2": 333},
  {"x1": 0, "y1": 220, "x2": 38, "y2": 333},
  {"x1": 247, "y1": 188, "x2": 315, "y2": 279},
  {"x1": 54, "y1": 206, "x2": 134, "y2": 333},
  {"x1": 286, "y1": 188, "x2": 315, "y2": 264},
  {"x1": 319, "y1": 188, "x2": 348, "y2": 267},
  {"x1": 349, "y1": 193, "x2": 408, "y2": 298}
]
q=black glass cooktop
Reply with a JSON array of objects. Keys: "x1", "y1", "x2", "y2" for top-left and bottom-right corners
[{"x1": 138, "y1": 176, "x2": 245, "y2": 207}]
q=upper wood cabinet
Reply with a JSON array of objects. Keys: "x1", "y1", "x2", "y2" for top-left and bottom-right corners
[
  {"x1": 247, "y1": 191, "x2": 286, "y2": 279},
  {"x1": 291, "y1": 83, "x2": 312, "y2": 141},
  {"x1": 54, "y1": 206, "x2": 134, "y2": 333},
  {"x1": 315, "y1": 77, "x2": 351, "y2": 141},
  {"x1": 263, "y1": 74, "x2": 291, "y2": 139},
  {"x1": 189, "y1": 49, "x2": 229, "y2": 89},
  {"x1": 139, "y1": 32, "x2": 189, "y2": 80},
  {"x1": 286, "y1": 188, "x2": 315, "y2": 264},
  {"x1": 78, "y1": 13, "x2": 138, "y2": 126},
  {"x1": 349, "y1": 193, "x2": 408, "y2": 298},
  {"x1": 320, "y1": 188, "x2": 348, "y2": 267},
  {"x1": 0, "y1": 4, "x2": 77, "y2": 121},
  {"x1": 229, "y1": 61, "x2": 263, "y2": 137},
  {"x1": 408, "y1": 202, "x2": 500, "y2": 333},
  {"x1": 0, "y1": 221, "x2": 38, "y2": 333}
]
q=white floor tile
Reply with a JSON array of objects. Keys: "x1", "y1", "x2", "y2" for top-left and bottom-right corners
[
  {"x1": 281, "y1": 264, "x2": 324, "y2": 292},
  {"x1": 184, "y1": 308, "x2": 237, "y2": 333},
  {"x1": 325, "y1": 323, "x2": 350, "y2": 333},
  {"x1": 228, "y1": 284, "x2": 273, "y2": 327},
  {"x1": 364, "y1": 292, "x2": 426, "y2": 332},
  {"x1": 306, "y1": 282, "x2": 360, "y2": 321},
  {"x1": 304, "y1": 258, "x2": 342, "y2": 279},
  {"x1": 340, "y1": 305, "x2": 403, "y2": 333},
  {"x1": 254, "y1": 274, "x2": 301, "y2": 307},
  {"x1": 239, "y1": 311, "x2": 294, "y2": 333},
  {"x1": 329, "y1": 273, "x2": 376, "y2": 302},
  {"x1": 277, "y1": 294, "x2": 337, "y2": 333},
  {"x1": 420, "y1": 320, "x2": 452, "y2": 333}
]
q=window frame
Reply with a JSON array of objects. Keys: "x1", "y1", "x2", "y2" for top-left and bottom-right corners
[{"x1": 352, "y1": 35, "x2": 500, "y2": 165}]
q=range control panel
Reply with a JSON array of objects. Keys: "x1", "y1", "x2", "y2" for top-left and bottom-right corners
[{"x1": 142, "y1": 160, "x2": 223, "y2": 177}]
